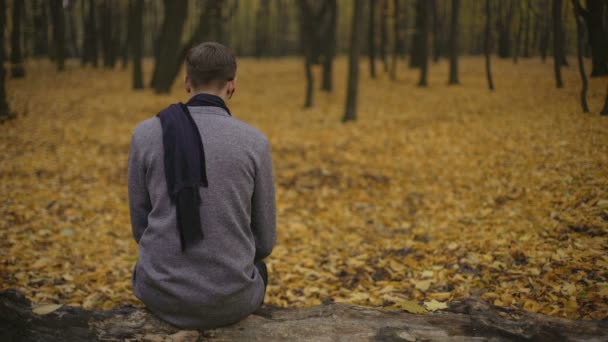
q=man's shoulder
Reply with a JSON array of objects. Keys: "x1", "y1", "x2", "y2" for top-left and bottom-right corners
[
  {"x1": 131, "y1": 117, "x2": 162, "y2": 143},
  {"x1": 228, "y1": 117, "x2": 269, "y2": 145}
]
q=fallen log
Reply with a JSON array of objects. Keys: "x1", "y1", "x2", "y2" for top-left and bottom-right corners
[{"x1": 1, "y1": 290, "x2": 606, "y2": 341}]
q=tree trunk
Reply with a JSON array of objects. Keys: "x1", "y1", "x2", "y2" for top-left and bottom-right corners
[
  {"x1": 448, "y1": 0, "x2": 460, "y2": 85},
  {"x1": 380, "y1": 0, "x2": 388, "y2": 72},
  {"x1": 417, "y1": 0, "x2": 431, "y2": 87},
  {"x1": 2, "y1": 290, "x2": 608, "y2": 341},
  {"x1": 33, "y1": 0, "x2": 48, "y2": 57},
  {"x1": 581, "y1": 0, "x2": 608, "y2": 76},
  {"x1": 523, "y1": 0, "x2": 531, "y2": 57},
  {"x1": 100, "y1": 0, "x2": 115, "y2": 68},
  {"x1": 321, "y1": 0, "x2": 337, "y2": 92},
  {"x1": 10, "y1": 0, "x2": 25, "y2": 78},
  {"x1": 602, "y1": 83, "x2": 608, "y2": 115},
  {"x1": 130, "y1": 0, "x2": 144, "y2": 90},
  {"x1": 540, "y1": 0, "x2": 551, "y2": 62},
  {"x1": 368, "y1": 0, "x2": 376, "y2": 79},
  {"x1": 553, "y1": 0, "x2": 564, "y2": 88},
  {"x1": 82, "y1": 0, "x2": 99, "y2": 67},
  {"x1": 572, "y1": 0, "x2": 588, "y2": 113},
  {"x1": 49, "y1": 0, "x2": 65, "y2": 71},
  {"x1": 409, "y1": 0, "x2": 424, "y2": 68},
  {"x1": 513, "y1": 1, "x2": 522, "y2": 64},
  {"x1": 298, "y1": 0, "x2": 315, "y2": 108},
  {"x1": 343, "y1": 0, "x2": 364, "y2": 122},
  {"x1": 485, "y1": 0, "x2": 495, "y2": 91},
  {"x1": 149, "y1": 0, "x2": 188, "y2": 93},
  {"x1": 390, "y1": 0, "x2": 401, "y2": 81},
  {"x1": 497, "y1": 0, "x2": 514, "y2": 58},
  {"x1": 255, "y1": 0, "x2": 270, "y2": 58},
  {"x1": 0, "y1": 0, "x2": 12, "y2": 122},
  {"x1": 431, "y1": 0, "x2": 442, "y2": 63}
]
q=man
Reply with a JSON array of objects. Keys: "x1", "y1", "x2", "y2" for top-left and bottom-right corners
[{"x1": 127, "y1": 42, "x2": 276, "y2": 329}]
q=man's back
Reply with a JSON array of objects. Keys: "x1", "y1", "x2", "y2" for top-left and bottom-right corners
[{"x1": 128, "y1": 105, "x2": 276, "y2": 329}]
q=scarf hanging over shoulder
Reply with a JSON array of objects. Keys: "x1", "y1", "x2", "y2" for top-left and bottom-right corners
[{"x1": 156, "y1": 93, "x2": 231, "y2": 251}]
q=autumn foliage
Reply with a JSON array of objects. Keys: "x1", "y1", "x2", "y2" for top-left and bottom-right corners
[{"x1": 1, "y1": 57, "x2": 607, "y2": 320}]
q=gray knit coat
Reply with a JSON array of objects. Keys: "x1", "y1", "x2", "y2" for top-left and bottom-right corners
[{"x1": 127, "y1": 105, "x2": 276, "y2": 329}]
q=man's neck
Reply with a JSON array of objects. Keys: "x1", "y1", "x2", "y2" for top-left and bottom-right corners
[{"x1": 191, "y1": 89, "x2": 228, "y2": 103}]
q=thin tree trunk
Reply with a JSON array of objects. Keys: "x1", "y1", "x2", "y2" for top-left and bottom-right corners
[
  {"x1": 82, "y1": 0, "x2": 99, "y2": 67},
  {"x1": 343, "y1": 0, "x2": 364, "y2": 122},
  {"x1": 602, "y1": 83, "x2": 608, "y2": 115},
  {"x1": 390, "y1": 0, "x2": 401, "y2": 80},
  {"x1": 130, "y1": 0, "x2": 144, "y2": 89},
  {"x1": 448, "y1": 0, "x2": 460, "y2": 85},
  {"x1": 321, "y1": 0, "x2": 337, "y2": 92},
  {"x1": 298, "y1": 0, "x2": 315, "y2": 107},
  {"x1": 579, "y1": 0, "x2": 608, "y2": 76},
  {"x1": 417, "y1": 0, "x2": 431, "y2": 87},
  {"x1": 255, "y1": 0, "x2": 270, "y2": 58},
  {"x1": 431, "y1": 0, "x2": 441, "y2": 63},
  {"x1": 0, "y1": 0, "x2": 12, "y2": 122},
  {"x1": 523, "y1": 0, "x2": 531, "y2": 57},
  {"x1": 380, "y1": 0, "x2": 388, "y2": 72},
  {"x1": 409, "y1": 0, "x2": 424, "y2": 68},
  {"x1": 100, "y1": 0, "x2": 115, "y2": 68},
  {"x1": 368, "y1": 0, "x2": 376, "y2": 78},
  {"x1": 553, "y1": 0, "x2": 564, "y2": 88},
  {"x1": 50, "y1": 0, "x2": 65, "y2": 71},
  {"x1": 10, "y1": 0, "x2": 25, "y2": 78},
  {"x1": 572, "y1": 0, "x2": 588, "y2": 112},
  {"x1": 485, "y1": 0, "x2": 494, "y2": 91},
  {"x1": 33, "y1": 0, "x2": 48, "y2": 56},
  {"x1": 513, "y1": 1, "x2": 522, "y2": 64},
  {"x1": 540, "y1": 0, "x2": 551, "y2": 62}
]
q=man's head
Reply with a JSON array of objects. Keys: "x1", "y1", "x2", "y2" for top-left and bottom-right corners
[{"x1": 185, "y1": 42, "x2": 237, "y2": 101}]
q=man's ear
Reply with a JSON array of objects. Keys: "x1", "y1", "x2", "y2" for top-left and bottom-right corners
[
  {"x1": 185, "y1": 76, "x2": 192, "y2": 93},
  {"x1": 227, "y1": 79, "x2": 236, "y2": 99}
]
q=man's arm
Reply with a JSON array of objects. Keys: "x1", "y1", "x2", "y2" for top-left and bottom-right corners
[
  {"x1": 251, "y1": 139, "x2": 277, "y2": 260},
  {"x1": 128, "y1": 128, "x2": 152, "y2": 243}
]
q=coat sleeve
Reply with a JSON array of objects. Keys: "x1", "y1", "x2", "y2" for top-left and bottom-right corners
[
  {"x1": 128, "y1": 127, "x2": 152, "y2": 243},
  {"x1": 251, "y1": 138, "x2": 277, "y2": 260}
]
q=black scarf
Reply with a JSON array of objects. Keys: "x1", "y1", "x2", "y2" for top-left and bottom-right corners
[{"x1": 156, "y1": 93, "x2": 231, "y2": 251}]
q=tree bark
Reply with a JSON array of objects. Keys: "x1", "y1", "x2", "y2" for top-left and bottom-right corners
[
  {"x1": 417, "y1": 0, "x2": 431, "y2": 87},
  {"x1": 130, "y1": 0, "x2": 144, "y2": 90},
  {"x1": 33, "y1": 0, "x2": 48, "y2": 57},
  {"x1": 100, "y1": 0, "x2": 116, "y2": 68},
  {"x1": 553, "y1": 0, "x2": 564, "y2": 88},
  {"x1": 49, "y1": 0, "x2": 65, "y2": 71},
  {"x1": 485, "y1": 0, "x2": 495, "y2": 91},
  {"x1": 298, "y1": 0, "x2": 315, "y2": 108},
  {"x1": 431, "y1": 0, "x2": 442, "y2": 63},
  {"x1": 572, "y1": 0, "x2": 589, "y2": 113},
  {"x1": 448, "y1": 0, "x2": 460, "y2": 85},
  {"x1": 409, "y1": 0, "x2": 424, "y2": 68},
  {"x1": 523, "y1": 0, "x2": 531, "y2": 57},
  {"x1": 343, "y1": 0, "x2": 364, "y2": 122},
  {"x1": 368, "y1": 0, "x2": 376, "y2": 79},
  {"x1": 390, "y1": 0, "x2": 402, "y2": 81},
  {"x1": 579, "y1": 0, "x2": 608, "y2": 76},
  {"x1": 10, "y1": 0, "x2": 25, "y2": 78},
  {"x1": 380, "y1": 0, "x2": 389, "y2": 72},
  {"x1": 2, "y1": 290, "x2": 607, "y2": 341},
  {"x1": 149, "y1": 0, "x2": 188, "y2": 93},
  {"x1": 540, "y1": 0, "x2": 551, "y2": 62},
  {"x1": 0, "y1": 0, "x2": 12, "y2": 122},
  {"x1": 321, "y1": 0, "x2": 337, "y2": 92},
  {"x1": 82, "y1": 0, "x2": 99, "y2": 67}
]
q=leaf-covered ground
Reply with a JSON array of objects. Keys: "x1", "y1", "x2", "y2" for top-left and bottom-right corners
[{"x1": 1, "y1": 57, "x2": 607, "y2": 320}]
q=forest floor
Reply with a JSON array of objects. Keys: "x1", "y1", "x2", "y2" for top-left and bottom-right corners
[{"x1": 1, "y1": 57, "x2": 607, "y2": 321}]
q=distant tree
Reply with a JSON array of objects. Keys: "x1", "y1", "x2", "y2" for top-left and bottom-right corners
[
  {"x1": 33, "y1": 0, "x2": 48, "y2": 57},
  {"x1": 0, "y1": 0, "x2": 11, "y2": 122},
  {"x1": 368, "y1": 0, "x2": 376, "y2": 78},
  {"x1": 321, "y1": 0, "x2": 337, "y2": 92},
  {"x1": 539, "y1": 0, "x2": 551, "y2": 62},
  {"x1": 496, "y1": 0, "x2": 515, "y2": 58},
  {"x1": 82, "y1": 0, "x2": 99, "y2": 67},
  {"x1": 409, "y1": 0, "x2": 425, "y2": 68},
  {"x1": 149, "y1": 0, "x2": 188, "y2": 93},
  {"x1": 522, "y1": 0, "x2": 532, "y2": 58},
  {"x1": 431, "y1": 0, "x2": 444, "y2": 63},
  {"x1": 390, "y1": 0, "x2": 403, "y2": 81},
  {"x1": 129, "y1": 0, "x2": 144, "y2": 89},
  {"x1": 255, "y1": 0, "x2": 270, "y2": 58},
  {"x1": 49, "y1": 0, "x2": 65, "y2": 71},
  {"x1": 297, "y1": 0, "x2": 316, "y2": 107},
  {"x1": 100, "y1": 0, "x2": 117, "y2": 68},
  {"x1": 10, "y1": 0, "x2": 25, "y2": 78},
  {"x1": 552, "y1": 0, "x2": 564, "y2": 88},
  {"x1": 513, "y1": 1, "x2": 522, "y2": 63},
  {"x1": 485, "y1": 0, "x2": 495, "y2": 90},
  {"x1": 417, "y1": 0, "x2": 431, "y2": 87},
  {"x1": 343, "y1": 0, "x2": 364, "y2": 122},
  {"x1": 380, "y1": 0, "x2": 389, "y2": 72},
  {"x1": 448, "y1": 0, "x2": 460, "y2": 85},
  {"x1": 572, "y1": 0, "x2": 589, "y2": 112}
]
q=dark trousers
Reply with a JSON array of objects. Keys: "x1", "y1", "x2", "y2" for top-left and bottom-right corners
[{"x1": 254, "y1": 260, "x2": 268, "y2": 307}]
